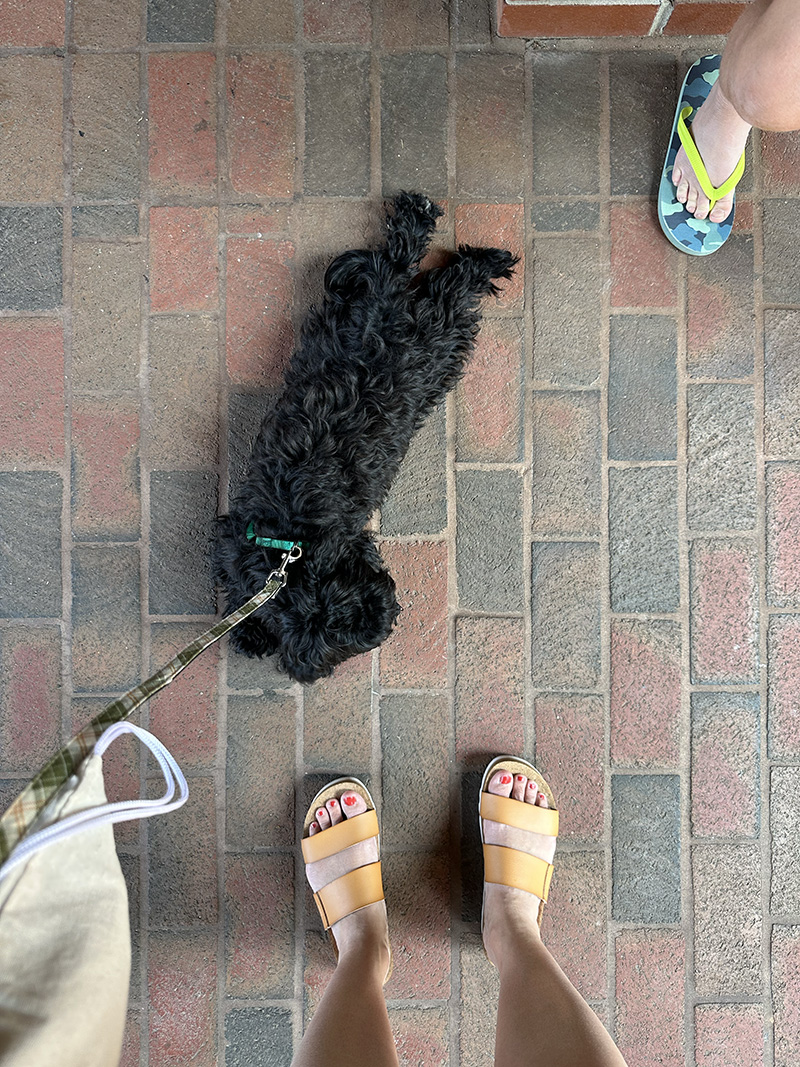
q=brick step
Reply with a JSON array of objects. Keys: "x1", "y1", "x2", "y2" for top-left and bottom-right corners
[{"x1": 497, "y1": 1, "x2": 746, "y2": 38}]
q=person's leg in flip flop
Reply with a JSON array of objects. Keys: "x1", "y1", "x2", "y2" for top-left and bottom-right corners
[
  {"x1": 294, "y1": 788, "x2": 396, "y2": 1067},
  {"x1": 482, "y1": 766, "x2": 628, "y2": 1067},
  {"x1": 673, "y1": 0, "x2": 800, "y2": 222}
]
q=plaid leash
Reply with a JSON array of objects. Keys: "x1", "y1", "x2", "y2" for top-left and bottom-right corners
[{"x1": 0, "y1": 549, "x2": 299, "y2": 866}]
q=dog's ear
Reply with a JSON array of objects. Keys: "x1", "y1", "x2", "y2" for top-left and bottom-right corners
[
  {"x1": 228, "y1": 614, "x2": 280, "y2": 660},
  {"x1": 278, "y1": 540, "x2": 400, "y2": 684}
]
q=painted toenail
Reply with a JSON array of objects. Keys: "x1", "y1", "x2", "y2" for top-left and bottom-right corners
[
  {"x1": 538, "y1": 793, "x2": 546, "y2": 801},
  {"x1": 500, "y1": 774, "x2": 511, "y2": 784},
  {"x1": 310, "y1": 822, "x2": 318, "y2": 832},
  {"x1": 343, "y1": 795, "x2": 357, "y2": 807},
  {"x1": 317, "y1": 810, "x2": 325, "y2": 819},
  {"x1": 328, "y1": 800, "x2": 337, "y2": 808},
  {"x1": 517, "y1": 775, "x2": 525, "y2": 781}
]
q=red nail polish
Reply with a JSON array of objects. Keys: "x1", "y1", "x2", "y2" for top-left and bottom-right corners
[
  {"x1": 310, "y1": 822, "x2": 318, "y2": 832},
  {"x1": 343, "y1": 795, "x2": 357, "y2": 807},
  {"x1": 500, "y1": 774, "x2": 512, "y2": 785},
  {"x1": 328, "y1": 800, "x2": 337, "y2": 808},
  {"x1": 527, "y1": 782, "x2": 535, "y2": 789},
  {"x1": 317, "y1": 810, "x2": 325, "y2": 819},
  {"x1": 538, "y1": 793, "x2": 546, "y2": 801},
  {"x1": 517, "y1": 775, "x2": 525, "y2": 781}
]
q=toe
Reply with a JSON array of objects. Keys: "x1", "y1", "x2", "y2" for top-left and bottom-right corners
[
  {"x1": 671, "y1": 165, "x2": 682, "y2": 187},
  {"x1": 326, "y1": 797, "x2": 343, "y2": 825},
  {"x1": 536, "y1": 791, "x2": 549, "y2": 809},
  {"x1": 340, "y1": 790, "x2": 367, "y2": 818},
  {"x1": 694, "y1": 192, "x2": 711, "y2": 221},
  {"x1": 709, "y1": 195, "x2": 733, "y2": 223},
  {"x1": 676, "y1": 178, "x2": 689, "y2": 205},
  {"x1": 488, "y1": 770, "x2": 514, "y2": 797},
  {"x1": 315, "y1": 804, "x2": 331, "y2": 830},
  {"x1": 524, "y1": 780, "x2": 538, "y2": 805},
  {"x1": 309, "y1": 820, "x2": 321, "y2": 835},
  {"x1": 511, "y1": 774, "x2": 528, "y2": 802}
]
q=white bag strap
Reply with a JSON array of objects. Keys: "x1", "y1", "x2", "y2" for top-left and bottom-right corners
[{"x1": 0, "y1": 722, "x2": 188, "y2": 884}]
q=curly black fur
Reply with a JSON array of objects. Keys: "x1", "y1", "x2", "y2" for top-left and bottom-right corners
[{"x1": 214, "y1": 192, "x2": 517, "y2": 683}]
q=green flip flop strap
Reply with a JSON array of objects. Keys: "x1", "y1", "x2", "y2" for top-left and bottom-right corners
[{"x1": 677, "y1": 105, "x2": 745, "y2": 209}]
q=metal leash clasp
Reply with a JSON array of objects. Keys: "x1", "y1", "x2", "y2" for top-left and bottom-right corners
[{"x1": 265, "y1": 543, "x2": 303, "y2": 590}]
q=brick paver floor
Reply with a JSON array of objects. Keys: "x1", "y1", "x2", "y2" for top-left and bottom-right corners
[{"x1": 2, "y1": 2, "x2": 800, "y2": 1065}]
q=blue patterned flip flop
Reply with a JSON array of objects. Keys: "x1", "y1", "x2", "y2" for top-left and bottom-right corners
[{"x1": 658, "y1": 55, "x2": 742, "y2": 257}]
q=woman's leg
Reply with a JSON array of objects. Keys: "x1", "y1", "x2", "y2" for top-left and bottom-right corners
[
  {"x1": 482, "y1": 770, "x2": 628, "y2": 1067},
  {"x1": 673, "y1": 0, "x2": 800, "y2": 221},
  {"x1": 292, "y1": 791, "x2": 397, "y2": 1067}
]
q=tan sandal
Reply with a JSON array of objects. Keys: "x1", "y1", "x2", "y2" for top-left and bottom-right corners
[
  {"x1": 478, "y1": 755, "x2": 559, "y2": 935},
  {"x1": 301, "y1": 777, "x2": 392, "y2": 982}
]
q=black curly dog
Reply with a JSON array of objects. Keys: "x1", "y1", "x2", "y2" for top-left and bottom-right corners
[{"x1": 214, "y1": 192, "x2": 517, "y2": 683}]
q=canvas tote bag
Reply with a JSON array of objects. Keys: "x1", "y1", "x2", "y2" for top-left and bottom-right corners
[{"x1": 0, "y1": 722, "x2": 187, "y2": 1067}]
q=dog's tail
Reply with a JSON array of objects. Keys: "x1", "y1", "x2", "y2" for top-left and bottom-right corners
[
  {"x1": 454, "y1": 245, "x2": 520, "y2": 297},
  {"x1": 384, "y1": 191, "x2": 443, "y2": 270}
]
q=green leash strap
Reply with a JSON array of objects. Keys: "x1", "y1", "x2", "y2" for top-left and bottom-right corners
[{"x1": 0, "y1": 546, "x2": 302, "y2": 866}]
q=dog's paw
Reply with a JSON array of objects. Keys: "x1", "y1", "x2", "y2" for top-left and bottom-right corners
[
  {"x1": 384, "y1": 192, "x2": 443, "y2": 268},
  {"x1": 392, "y1": 191, "x2": 443, "y2": 226},
  {"x1": 452, "y1": 245, "x2": 519, "y2": 296}
]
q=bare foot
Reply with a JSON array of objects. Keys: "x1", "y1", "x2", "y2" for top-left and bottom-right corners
[
  {"x1": 672, "y1": 80, "x2": 751, "y2": 223},
  {"x1": 306, "y1": 790, "x2": 391, "y2": 981},
  {"x1": 482, "y1": 772, "x2": 558, "y2": 973},
  {"x1": 481, "y1": 769, "x2": 557, "y2": 971}
]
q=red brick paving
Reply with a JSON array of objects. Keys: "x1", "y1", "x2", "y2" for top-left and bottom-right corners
[
  {"x1": 767, "y1": 464, "x2": 800, "y2": 606},
  {"x1": 610, "y1": 618, "x2": 681, "y2": 767},
  {"x1": 148, "y1": 54, "x2": 217, "y2": 196},
  {"x1": 454, "y1": 203, "x2": 525, "y2": 310},
  {"x1": 691, "y1": 692, "x2": 759, "y2": 838},
  {"x1": 148, "y1": 932, "x2": 217, "y2": 1067},
  {"x1": 690, "y1": 539, "x2": 759, "y2": 684},
  {"x1": 226, "y1": 54, "x2": 295, "y2": 198},
  {"x1": 224, "y1": 854, "x2": 295, "y2": 997},
  {"x1": 773, "y1": 926, "x2": 800, "y2": 1066},
  {"x1": 454, "y1": 617, "x2": 525, "y2": 766},
  {"x1": 0, "y1": 6, "x2": 796, "y2": 1065},
  {"x1": 225, "y1": 237, "x2": 295, "y2": 384},
  {"x1": 541, "y1": 850, "x2": 607, "y2": 999},
  {"x1": 148, "y1": 626, "x2": 219, "y2": 771},
  {"x1": 610, "y1": 202, "x2": 678, "y2": 308},
  {"x1": 150, "y1": 206, "x2": 219, "y2": 313},
  {"x1": 389, "y1": 1005, "x2": 450, "y2": 1067},
  {"x1": 455, "y1": 318, "x2": 524, "y2": 462},
  {"x1": 0, "y1": 0, "x2": 64, "y2": 46},
  {"x1": 379, "y1": 541, "x2": 448, "y2": 688},
  {"x1": 694, "y1": 1003, "x2": 765, "y2": 1067},
  {"x1": 0, "y1": 627, "x2": 61, "y2": 772},
  {"x1": 535, "y1": 695, "x2": 604, "y2": 841},
  {"x1": 0, "y1": 320, "x2": 65, "y2": 464},
  {"x1": 615, "y1": 930, "x2": 686, "y2": 1067},
  {"x1": 71, "y1": 396, "x2": 140, "y2": 540}
]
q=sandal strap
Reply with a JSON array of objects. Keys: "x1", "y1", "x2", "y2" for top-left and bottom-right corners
[
  {"x1": 301, "y1": 809, "x2": 379, "y2": 863},
  {"x1": 480, "y1": 791, "x2": 559, "y2": 837},
  {"x1": 677, "y1": 105, "x2": 745, "y2": 208},
  {"x1": 313, "y1": 860, "x2": 384, "y2": 929},
  {"x1": 483, "y1": 843, "x2": 554, "y2": 902}
]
